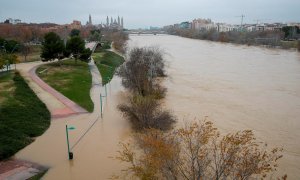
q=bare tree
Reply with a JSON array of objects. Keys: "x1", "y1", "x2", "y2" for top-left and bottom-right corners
[
  {"x1": 21, "y1": 44, "x2": 31, "y2": 62},
  {"x1": 118, "y1": 47, "x2": 167, "y2": 97},
  {"x1": 118, "y1": 95, "x2": 176, "y2": 131}
]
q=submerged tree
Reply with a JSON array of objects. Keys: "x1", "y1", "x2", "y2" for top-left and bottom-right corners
[
  {"x1": 118, "y1": 47, "x2": 167, "y2": 97},
  {"x1": 116, "y1": 120, "x2": 284, "y2": 180},
  {"x1": 118, "y1": 95, "x2": 176, "y2": 131}
]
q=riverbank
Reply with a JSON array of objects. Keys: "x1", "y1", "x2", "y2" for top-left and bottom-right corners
[
  {"x1": 92, "y1": 50, "x2": 124, "y2": 85},
  {"x1": 166, "y1": 29, "x2": 300, "y2": 51}
]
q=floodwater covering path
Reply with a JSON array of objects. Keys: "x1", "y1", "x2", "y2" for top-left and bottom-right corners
[
  {"x1": 128, "y1": 34, "x2": 300, "y2": 179},
  {"x1": 1, "y1": 43, "x2": 130, "y2": 179}
]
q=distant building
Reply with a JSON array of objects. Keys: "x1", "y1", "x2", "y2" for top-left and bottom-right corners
[
  {"x1": 179, "y1": 22, "x2": 192, "y2": 29},
  {"x1": 86, "y1": 14, "x2": 93, "y2": 26},
  {"x1": 216, "y1": 23, "x2": 234, "y2": 32},
  {"x1": 89, "y1": 14, "x2": 92, "y2": 25},
  {"x1": 69, "y1": 20, "x2": 82, "y2": 29},
  {"x1": 105, "y1": 16, "x2": 124, "y2": 30},
  {"x1": 4, "y1": 18, "x2": 22, "y2": 24},
  {"x1": 150, "y1": 26, "x2": 160, "y2": 30},
  {"x1": 192, "y1": 18, "x2": 217, "y2": 31}
]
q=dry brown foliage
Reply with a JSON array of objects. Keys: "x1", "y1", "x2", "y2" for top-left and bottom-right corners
[{"x1": 116, "y1": 120, "x2": 284, "y2": 180}]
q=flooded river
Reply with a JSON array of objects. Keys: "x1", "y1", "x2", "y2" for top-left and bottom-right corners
[
  {"x1": 16, "y1": 35, "x2": 300, "y2": 179},
  {"x1": 128, "y1": 35, "x2": 300, "y2": 179}
]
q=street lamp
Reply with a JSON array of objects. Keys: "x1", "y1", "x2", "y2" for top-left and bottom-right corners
[{"x1": 66, "y1": 125, "x2": 76, "y2": 160}]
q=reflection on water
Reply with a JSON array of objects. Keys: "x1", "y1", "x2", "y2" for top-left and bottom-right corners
[{"x1": 129, "y1": 35, "x2": 300, "y2": 179}]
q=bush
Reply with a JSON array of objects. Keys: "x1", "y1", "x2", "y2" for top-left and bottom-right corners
[
  {"x1": 118, "y1": 95, "x2": 176, "y2": 131},
  {"x1": 118, "y1": 47, "x2": 167, "y2": 97},
  {"x1": 116, "y1": 120, "x2": 285, "y2": 179}
]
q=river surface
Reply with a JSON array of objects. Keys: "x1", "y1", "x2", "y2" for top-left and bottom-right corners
[{"x1": 128, "y1": 34, "x2": 300, "y2": 179}]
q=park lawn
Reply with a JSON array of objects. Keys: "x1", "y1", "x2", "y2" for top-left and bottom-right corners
[
  {"x1": 0, "y1": 71, "x2": 50, "y2": 160},
  {"x1": 92, "y1": 50, "x2": 124, "y2": 85},
  {"x1": 36, "y1": 59, "x2": 93, "y2": 112}
]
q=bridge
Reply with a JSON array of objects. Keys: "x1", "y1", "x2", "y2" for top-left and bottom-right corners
[{"x1": 125, "y1": 30, "x2": 167, "y2": 35}]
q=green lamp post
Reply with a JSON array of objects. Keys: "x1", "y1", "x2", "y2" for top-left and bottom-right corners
[{"x1": 66, "y1": 125, "x2": 76, "y2": 160}]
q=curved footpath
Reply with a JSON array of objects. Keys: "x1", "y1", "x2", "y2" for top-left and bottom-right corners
[{"x1": 0, "y1": 42, "x2": 102, "y2": 179}]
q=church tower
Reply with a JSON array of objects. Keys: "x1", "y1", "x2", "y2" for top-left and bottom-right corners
[
  {"x1": 121, "y1": 17, "x2": 124, "y2": 28},
  {"x1": 89, "y1": 14, "x2": 92, "y2": 25},
  {"x1": 118, "y1": 16, "x2": 120, "y2": 26},
  {"x1": 106, "y1": 16, "x2": 109, "y2": 27}
]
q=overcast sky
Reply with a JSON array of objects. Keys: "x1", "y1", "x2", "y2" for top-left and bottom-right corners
[{"x1": 1, "y1": 0, "x2": 299, "y2": 29}]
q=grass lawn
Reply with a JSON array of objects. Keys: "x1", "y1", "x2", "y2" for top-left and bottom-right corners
[
  {"x1": 0, "y1": 71, "x2": 50, "y2": 160},
  {"x1": 92, "y1": 50, "x2": 124, "y2": 85},
  {"x1": 36, "y1": 59, "x2": 93, "y2": 112}
]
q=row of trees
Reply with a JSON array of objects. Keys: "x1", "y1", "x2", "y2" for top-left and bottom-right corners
[
  {"x1": 168, "y1": 28, "x2": 284, "y2": 46},
  {"x1": 115, "y1": 47, "x2": 285, "y2": 179},
  {"x1": 117, "y1": 47, "x2": 175, "y2": 131},
  {"x1": 102, "y1": 30, "x2": 128, "y2": 53},
  {"x1": 0, "y1": 23, "x2": 94, "y2": 43},
  {"x1": 41, "y1": 30, "x2": 92, "y2": 63}
]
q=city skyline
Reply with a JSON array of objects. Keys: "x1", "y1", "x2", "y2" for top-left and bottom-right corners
[{"x1": 1, "y1": 0, "x2": 300, "y2": 29}]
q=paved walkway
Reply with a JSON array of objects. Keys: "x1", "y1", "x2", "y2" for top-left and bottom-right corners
[{"x1": 0, "y1": 42, "x2": 101, "y2": 180}]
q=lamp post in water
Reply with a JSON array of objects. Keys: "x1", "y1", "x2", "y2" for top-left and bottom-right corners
[{"x1": 66, "y1": 125, "x2": 75, "y2": 160}]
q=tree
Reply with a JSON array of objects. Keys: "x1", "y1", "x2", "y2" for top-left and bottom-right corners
[
  {"x1": 0, "y1": 54, "x2": 6, "y2": 69},
  {"x1": 66, "y1": 35, "x2": 85, "y2": 63},
  {"x1": 116, "y1": 120, "x2": 285, "y2": 180},
  {"x1": 41, "y1": 32, "x2": 65, "y2": 61},
  {"x1": 79, "y1": 48, "x2": 92, "y2": 62},
  {"x1": 118, "y1": 47, "x2": 166, "y2": 97},
  {"x1": 118, "y1": 95, "x2": 176, "y2": 131},
  {"x1": 20, "y1": 44, "x2": 32, "y2": 62},
  {"x1": 70, "y1": 29, "x2": 80, "y2": 37},
  {"x1": 0, "y1": 53, "x2": 19, "y2": 70},
  {"x1": 4, "y1": 40, "x2": 20, "y2": 53},
  {"x1": 88, "y1": 29, "x2": 102, "y2": 42}
]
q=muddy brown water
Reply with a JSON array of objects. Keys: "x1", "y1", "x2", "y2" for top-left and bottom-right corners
[
  {"x1": 16, "y1": 76, "x2": 131, "y2": 179},
  {"x1": 129, "y1": 34, "x2": 300, "y2": 179},
  {"x1": 15, "y1": 35, "x2": 300, "y2": 179}
]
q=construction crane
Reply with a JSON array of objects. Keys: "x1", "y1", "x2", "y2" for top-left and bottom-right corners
[{"x1": 236, "y1": 14, "x2": 245, "y2": 27}]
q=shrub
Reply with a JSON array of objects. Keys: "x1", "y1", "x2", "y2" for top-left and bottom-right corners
[
  {"x1": 116, "y1": 120, "x2": 285, "y2": 179},
  {"x1": 118, "y1": 95, "x2": 176, "y2": 131},
  {"x1": 118, "y1": 47, "x2": 167, "y2": 97}
]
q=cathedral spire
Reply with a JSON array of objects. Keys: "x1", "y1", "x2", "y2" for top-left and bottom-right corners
[{"x1": 89, "y1": 14, "x2": 92, "y2": 25}]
